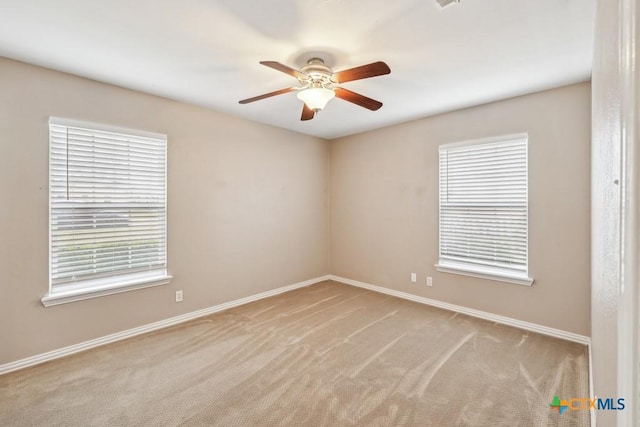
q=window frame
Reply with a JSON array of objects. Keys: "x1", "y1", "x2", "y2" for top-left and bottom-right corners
[
  {"x1": 42, "y1": 117, "x2": 172, "y2": 307},
  {"x1": 435, "y1": 133, "x2": 534, "y2": 286}
]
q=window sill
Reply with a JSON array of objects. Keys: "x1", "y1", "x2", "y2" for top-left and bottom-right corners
[
  {"x1": 41, "y1": 272, "x2": 173, "y2": 307},
  {"x1": 435, "y1": 262, "x2": 534, "y2": 286}
]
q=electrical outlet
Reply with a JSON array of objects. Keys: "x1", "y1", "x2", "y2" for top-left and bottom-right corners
[
  {"x1": 426, "y1": 276, "x2": 433, "y2": 287},
  {"x1": 411, "y1": 273, "x2": 417, "y2": 283},
  {"x1": 175, "y1": 290, "x2": 183, "y2": 302}
]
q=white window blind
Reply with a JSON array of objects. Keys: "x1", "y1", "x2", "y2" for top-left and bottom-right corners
[
  {"x1": 438, "y1": 135, "x2": 530, "y2": 283},
  {"x1": 49, "y1": 119, "x2": 167, "y2": 293}
]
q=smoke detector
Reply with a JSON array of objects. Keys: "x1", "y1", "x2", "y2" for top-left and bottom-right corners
[{"x1": 437, "y1": 0, "x2": 461, "y2": 7}]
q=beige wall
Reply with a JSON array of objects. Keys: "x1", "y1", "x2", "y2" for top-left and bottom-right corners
[
  {"x1": 1, "y1": 56, "x2": 592, "y2": 366},
  {"x1": 330, "y1": 82, "x2": 591, "y2": 336},
  {"x1": 0, "y1": 58, "x2": 329, "y2": 364}
]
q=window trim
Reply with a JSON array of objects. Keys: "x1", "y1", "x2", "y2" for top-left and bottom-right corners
[
  {"x1": 435, "y1": 261, "x2": 534, "y2": 286},
  {"x1": 41, "y1": 271, "x2": 173, "y2": 307},
  {"x1": 43, "y1": 117, "x2": 171, "y2": 306},
  {"x1": 436, "y1": 133, "x2": 534, "y2": 286}
]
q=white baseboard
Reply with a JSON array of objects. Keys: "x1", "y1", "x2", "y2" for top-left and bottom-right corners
[
  {"x1": 0, "y1": 275, "x2": 332, "y2": 375},
  {"x1": 1, "y1": 274, "x2": 590, "y2": 376},
  {"x1": 328, "y1": 275, "x2": 591, "y2": 346}
]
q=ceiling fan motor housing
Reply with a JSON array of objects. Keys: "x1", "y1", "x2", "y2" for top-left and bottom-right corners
[{"x1": 300, "y1": 58, "x2": 334, "y2": 85}]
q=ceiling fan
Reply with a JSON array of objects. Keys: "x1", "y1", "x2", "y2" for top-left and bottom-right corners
[{"x1": 239, "y1": 58, "x2": 391, "y2": 121}]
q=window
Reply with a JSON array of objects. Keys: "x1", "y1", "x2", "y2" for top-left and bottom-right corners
[
  {"x1": 435, "y1": 134, "x2": 533, "y2": 286},
  {"x1": 43, "y1": 118, "x2": 171, "y2": 306}
]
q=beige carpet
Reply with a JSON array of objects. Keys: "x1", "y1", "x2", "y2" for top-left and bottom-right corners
[{"x1": 1, "y1": 281, "x2": 589, "y2": 426}]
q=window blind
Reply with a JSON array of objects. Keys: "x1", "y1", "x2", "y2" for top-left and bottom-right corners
[
  {"x1": 438, "y1": 136, "x2": 528, "y2": 277},
  {"x1": 49, "y1": 120, "x2": 167, "y2": 290}
]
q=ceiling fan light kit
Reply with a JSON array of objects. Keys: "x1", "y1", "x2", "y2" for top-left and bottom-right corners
[
  {"x1": 239, "y1": 57, "x2": 391, "y2": 121},
  {"x1": 296, "y1": 86, "x2": 335, "y2": 111}
]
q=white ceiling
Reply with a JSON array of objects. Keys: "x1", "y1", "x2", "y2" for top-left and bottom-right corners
[{"x1": 0, "y1": 0, "x2": 595, "y2": 140}]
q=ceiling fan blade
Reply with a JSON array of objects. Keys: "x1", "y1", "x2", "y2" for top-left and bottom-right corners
[
  {"x1": 301, "y1": 104, "x2": 315, "y2": 121},
  {"x1": 260, "y1": 61, "x2": 307, "y2": 80},
  {"x1": 239, "y1": 87, "x2": 297, "y2": 104},
  {"x1": 334, "y1": 87, "x2": 383, "y2": 111},
  {"x1": 332, "y1": 61, "x2": 391, "y2": 83}
]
